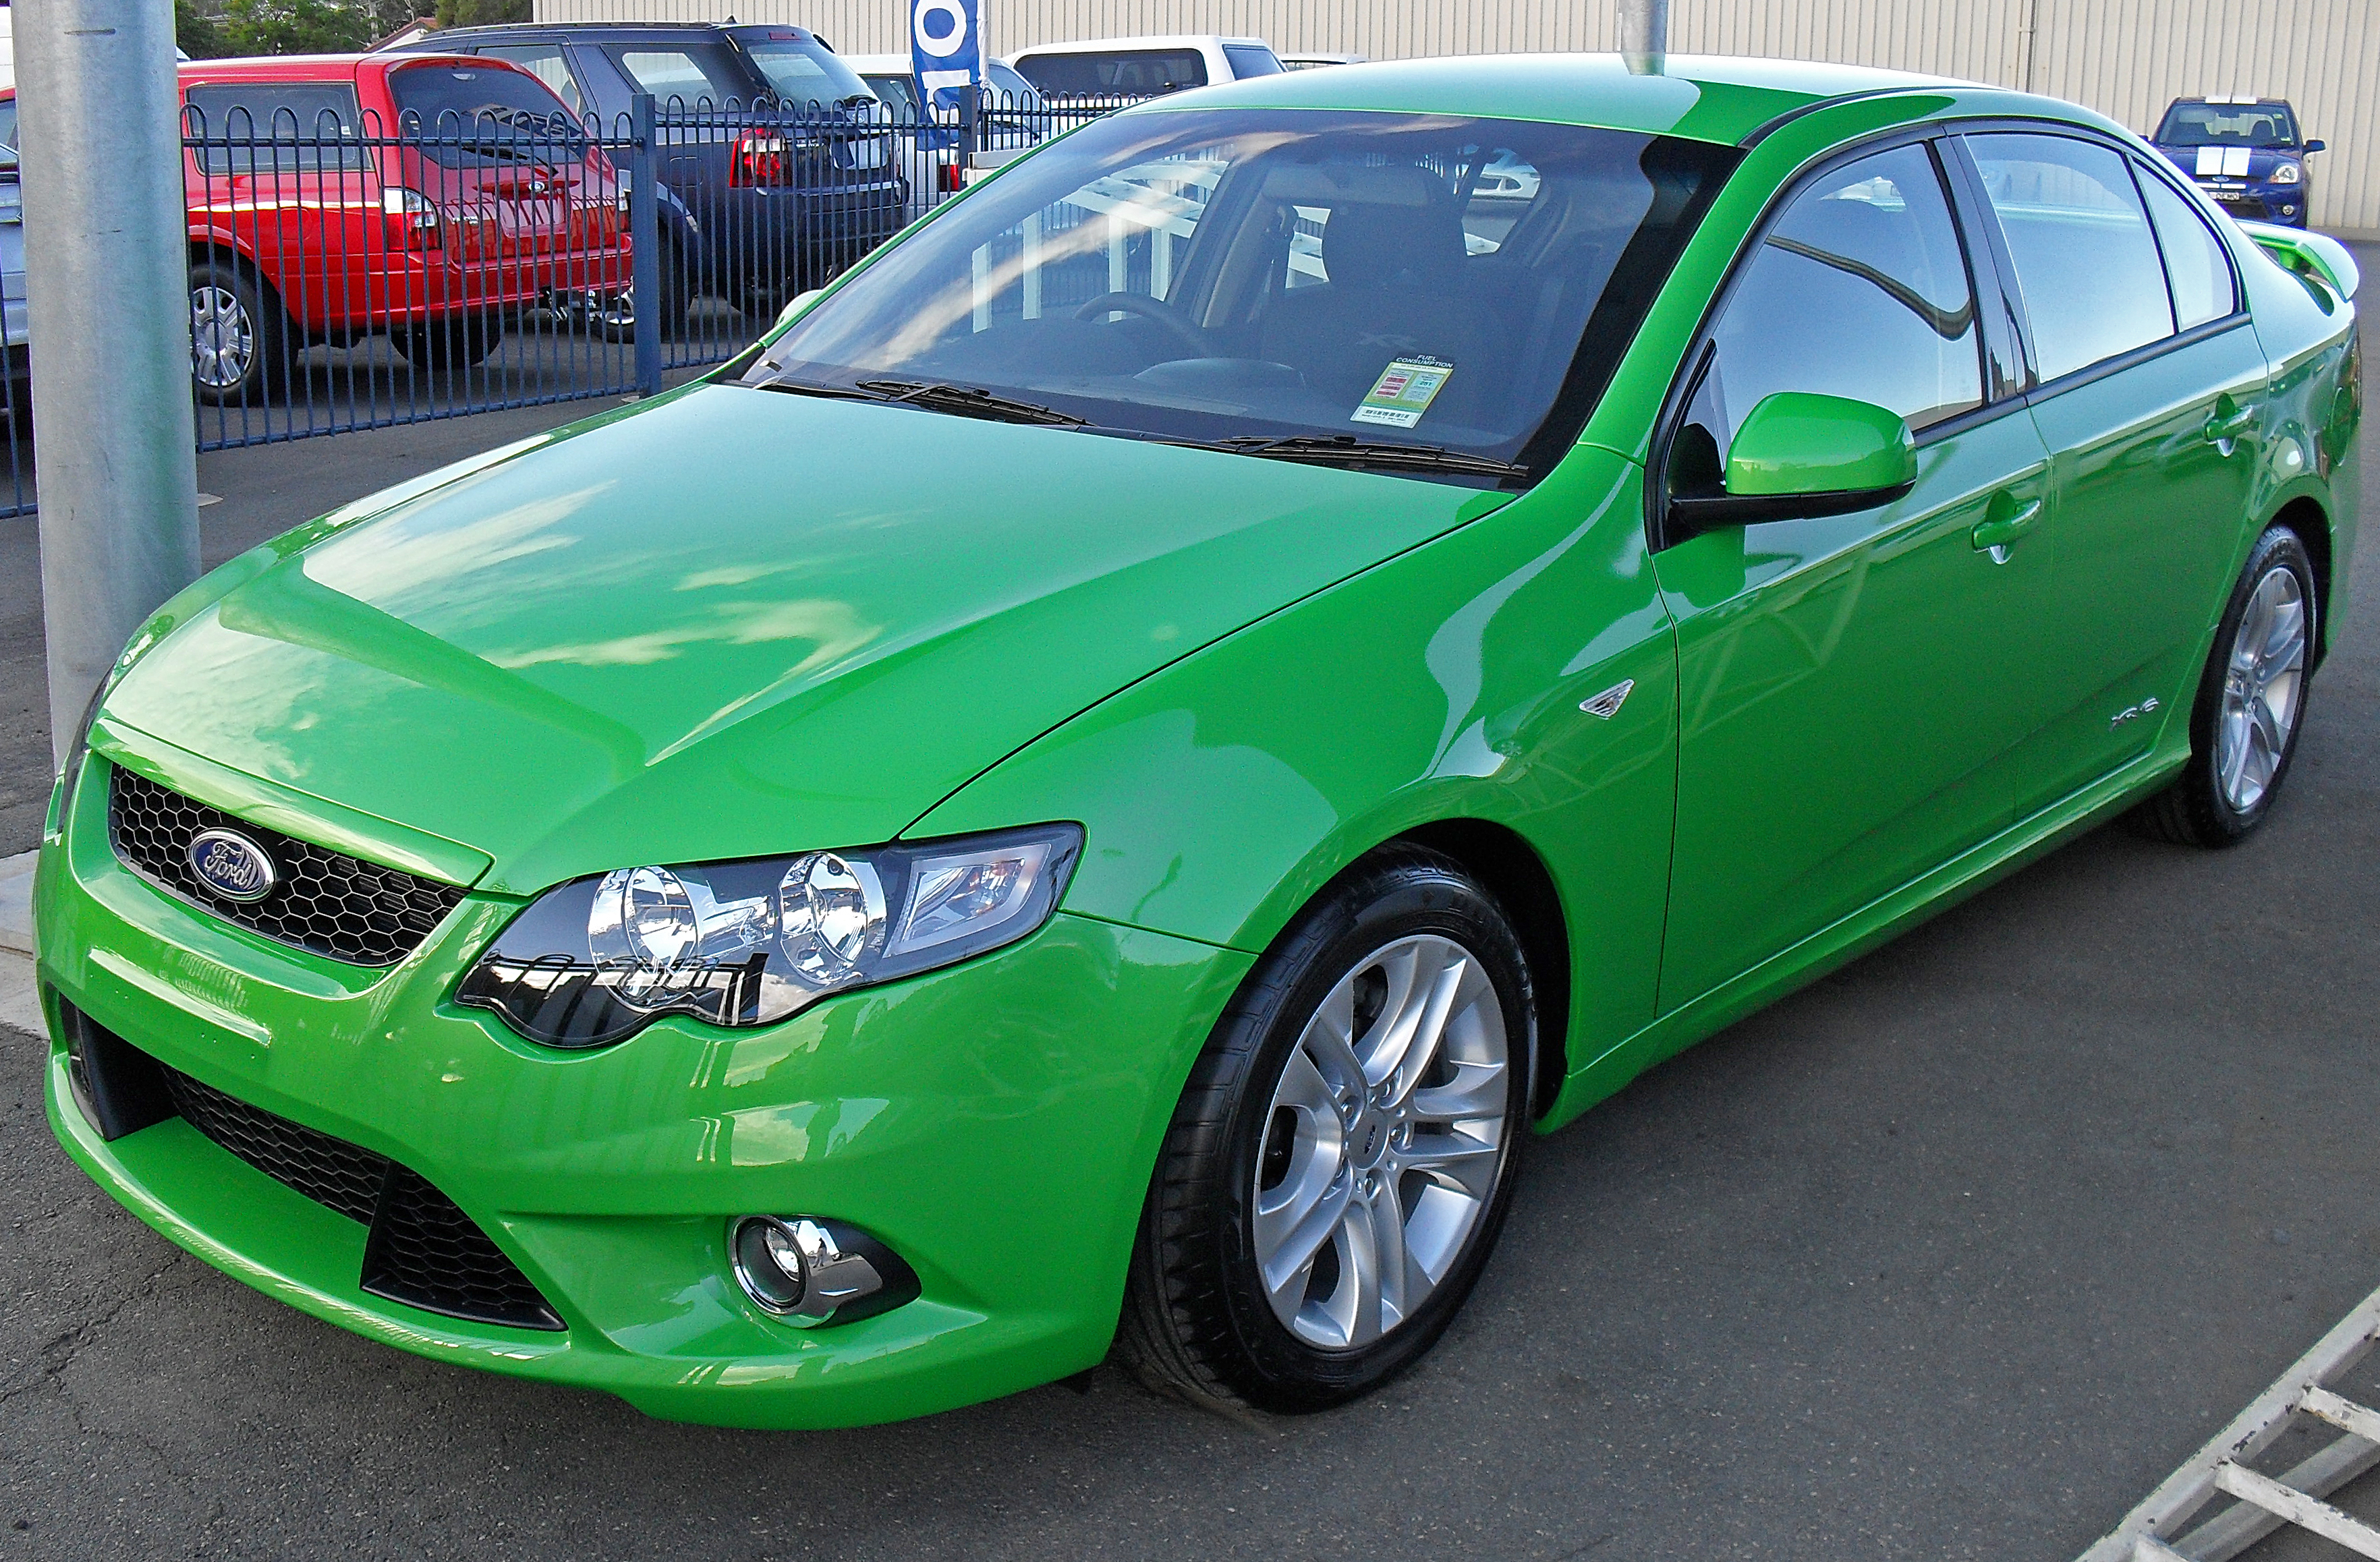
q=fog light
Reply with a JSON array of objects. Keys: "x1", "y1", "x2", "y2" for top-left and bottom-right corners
[{"x1": 730, "y1": 1216, "x2": 919, "y2": 1327}]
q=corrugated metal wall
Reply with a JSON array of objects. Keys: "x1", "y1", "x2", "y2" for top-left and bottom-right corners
[{"x1": 530, "y1": 0, "x2": 2377, "y2": 231}]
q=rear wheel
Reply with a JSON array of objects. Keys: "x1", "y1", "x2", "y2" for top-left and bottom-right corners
[
  {"x1": 1120, "y1": 846, "x2": 1533, "y2": 1413},
  {"x1": 188, "y1": 259, "x2": 288, "y2": 405},
  {"x1": 2128, "y1": 524, "x2": 2318, "y2": 846}
]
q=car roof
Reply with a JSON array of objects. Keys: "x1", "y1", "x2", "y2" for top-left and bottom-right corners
[
  {"x1": 1010, "y1": 35, "x2": 1272, "y2": 55},
  {"x1": 176, "y1": 52, "x2": 486, "y2": 80},
  {"x1": 1128, "y1": 52, "x2": 2084, "y2": 146},
  {"x1": 2167, "y1": 94, "x2": 2293, "y2": 107},
  {"x1": 424, "y1": 22, "x2": 748, "y2": 38}
]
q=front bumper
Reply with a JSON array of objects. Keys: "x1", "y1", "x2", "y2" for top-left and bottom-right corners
[
  {"x1": 38, "y1": 742, "x2": 1249, "y2": 1428},
  {"x1": 2194, "y1": 179, "x2": 2306, "y2": 226}
]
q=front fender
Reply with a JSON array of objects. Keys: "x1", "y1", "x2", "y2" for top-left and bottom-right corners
[{"x1": 909, "y1": 444, "x2": 1681, "y2": 1096}]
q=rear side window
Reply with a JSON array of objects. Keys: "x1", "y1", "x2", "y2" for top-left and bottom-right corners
[
  {"x1": 1966, "y1": 132, "x2": 2172, "y2": 382},
  {"x1": 1670, "y1": 141, "x2": 1983, "y2": 492},
  {"x1": 2138, "y1": 171, "x2": 2238, "y2": 330},
  {"x1": 185, "y1": 84, "x2": 368, "y2": 174},
  {"x1": 1221, "y1": 44, "x2": 1284, "y2": 80},
  {"x1": 388, "y1": 63, "x2": 583, "y2": 166},
  {"x1": 476, "y1": 46, "x2": 584, "y2": 117},
  {"x1": 608, "y1": 45, "x2": 755, "y2": 107},
  {"x1": 1015, "y1": 49, "x2": 1207, "y2": 98}
]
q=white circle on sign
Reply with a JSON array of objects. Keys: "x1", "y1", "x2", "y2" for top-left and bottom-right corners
[{"x1": 913, "y1": 0, "x2": 968, "y2": 59}]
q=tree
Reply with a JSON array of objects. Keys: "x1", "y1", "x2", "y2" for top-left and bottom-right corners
[
  {"x1": 434, "y1": 0, "x2": 532, "y2": 26},
  {"x1": 174, "y1": 0, "x2": 233, "y2": 58},
  {"x1": 216, "y1": 0, "x2": 372, "y2": 55}
]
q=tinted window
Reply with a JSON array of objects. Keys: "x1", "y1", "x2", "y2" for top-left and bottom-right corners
[
  {"x1": 608, "y1": 45, "x2": 756, "y2": 107},
  {"x1": 1015, "y1": 49, "x2": 1207, "y2": 98},
  {"x1": 0, "y1": 99, "x2": 17, "y2": 150},
  {"x1": 1967, "y1": 133, "x2": 2172, "y2": 382},
  {"x1": 184, "y1": 84, "x2": 368, "y2": 175},
  {"x1": 747, "y1": 109, "x2": 1730, "y2": 482},
  {"x1": 1221, "y1": 44, "x2": 1284, "y2": 80},
  {"x1": 2138, "y1": 171, "x2": 2236, "y2": 330},
  {"x1": 388, "y1": 63, "x2": 584, "y2": 166},
  {"x1": 2154, "y1": 100, "x2": 2299, "y2": 148},
  {"x1": 741, "y1": 36, "x2": 870, "y2": 107},
  {"x1": 1672, "y1": 142, "x2": 1981, "y2": 494},
  {"x1": 478, "y1": 45, "x2": 583, "y2": 115},
  {"x1": 861, "y1": 72, "x2": 917, "y2": 117}
]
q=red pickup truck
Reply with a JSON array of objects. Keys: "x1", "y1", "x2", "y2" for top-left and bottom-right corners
[{"x1": 177, "y1": 53, "x2": 631, "y2": 402}]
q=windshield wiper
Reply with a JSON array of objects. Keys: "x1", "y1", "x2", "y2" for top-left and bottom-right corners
[
  {"x1": 1186, "y1": 434, "x2": 1527, "y2": 480},
  {"x1": 755, "y1": 375, "x2": 1086, "y2": 427}
]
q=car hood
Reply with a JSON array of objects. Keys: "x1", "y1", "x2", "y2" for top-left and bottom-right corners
[
  {"x1": 2157, "y1": 142, "x2": 2298, "y2": 181},
  {"x1": 103, "y1": 385, "x2": 1502, "y2": 894}
]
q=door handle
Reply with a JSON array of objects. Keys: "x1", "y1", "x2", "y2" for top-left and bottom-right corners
[
  {"x1": 2204, "y1": 399, "x2": 2257, "y2": 446},
  {"x1": 1971, "y1": 494, "x2": 2043, "y2": 556}
]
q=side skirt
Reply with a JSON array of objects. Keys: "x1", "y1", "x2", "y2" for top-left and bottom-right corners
[{"x1": 1537, "y1": 742, "x2": 2189, "y2": 1133}]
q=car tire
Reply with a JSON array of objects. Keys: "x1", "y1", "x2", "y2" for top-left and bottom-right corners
[
  {"x1": 392, "y1": 313, "x2": 504, "y2": 372},
  {"x1": 1118, "y1": 844, "x2": 1535, "y2": 1414},
  {"x1": 2128, "y1": 523, "x2": 2319, "y2": 847},
  {"x1": 188, "y1": 258, "x2": 289, "y2": 406}
]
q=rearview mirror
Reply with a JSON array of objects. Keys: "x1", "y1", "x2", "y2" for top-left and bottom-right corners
[{"x1": 1668, "y1": 391, "x2": 1917, "y2": 538}]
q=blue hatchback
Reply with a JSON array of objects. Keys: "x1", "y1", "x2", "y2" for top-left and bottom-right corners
[
  {"x1": 2149, "y1": 96, "x2": 2323, "y2": 228},
  {"x1": 394, "y1": 22, "x2": 908, "y2": 322}
]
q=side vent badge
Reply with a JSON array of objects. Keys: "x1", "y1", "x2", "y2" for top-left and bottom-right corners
[{"x1": 1579, "y1": 679, "x2": 1636, "y2": 720}]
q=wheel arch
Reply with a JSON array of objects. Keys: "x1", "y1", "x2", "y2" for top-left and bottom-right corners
[{"x1": 2269, "y1": 491, "x2": 2335, "y2": 668}]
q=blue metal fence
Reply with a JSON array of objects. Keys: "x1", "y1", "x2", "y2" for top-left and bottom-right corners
[{"x1": 0, "y1": 86, "x2": 1123, "y2": 521}]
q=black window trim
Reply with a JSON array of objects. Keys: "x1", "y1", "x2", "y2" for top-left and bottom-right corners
[
  {"x1": 1643, "y1": 122, "x2": 2002, "y2": 553},
  {"x1": 1946, "y1": 119, "x2": 2252, "y2": 407}
]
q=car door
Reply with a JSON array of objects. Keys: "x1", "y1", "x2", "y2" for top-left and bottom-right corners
[
  {"x1": 1958, "y1": 131, "x2": 2266, "y2": 803},
  {"x1": 1651, "y1": 136, "x2": 2056, "y2": 1009}
]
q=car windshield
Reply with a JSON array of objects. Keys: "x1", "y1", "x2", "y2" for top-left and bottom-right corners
[
  {"x1": 737, "y1": 33, "x2": 870, "y2": 108},
  {"x1": 743, "y1": 108, "x2": 1733, "y2": 485},
  {"x1": 2156, "y1": 101, "x2": 2299, "y2": 148}
]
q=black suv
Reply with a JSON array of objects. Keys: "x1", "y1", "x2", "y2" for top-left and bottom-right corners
[{"x1": 393, "y1": 22, "x2": 907, "y2": 320}]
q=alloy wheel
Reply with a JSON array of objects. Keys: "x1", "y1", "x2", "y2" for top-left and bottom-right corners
[
  {"x1": 190, "y1": 286, "x2": 255, "y2": 392},
  {"x1": 2216, "y1": 564, "x2": 2308, "y2": 813},
  {"x1": 1252, "y1": 933, "x2": 1511, "y2": 1350}
]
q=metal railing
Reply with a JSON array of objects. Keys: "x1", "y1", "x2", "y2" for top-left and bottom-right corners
[{"x1": 0, "y1": 87, "x2": 1128, "y2": 521}]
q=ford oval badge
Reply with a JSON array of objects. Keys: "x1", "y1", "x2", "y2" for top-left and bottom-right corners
[{"x1": 188, "y1": 828, "x2": 278, "y2": 903}]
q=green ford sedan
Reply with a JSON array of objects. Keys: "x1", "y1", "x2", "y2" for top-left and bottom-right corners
[{"x1": 36, "y1": 55, "x2": 2361, "y2": 1426}]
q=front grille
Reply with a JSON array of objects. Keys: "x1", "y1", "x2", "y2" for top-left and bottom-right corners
[
  {"x1": 64, "y1": 1000, "x2": 564, "y2": 1333},
  {"x1": 108, "y1": 767, "x2": 469, "y2": 966}
]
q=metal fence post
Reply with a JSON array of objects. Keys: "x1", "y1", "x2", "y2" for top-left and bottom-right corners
[
  {"x1": 18, "y1": 0, "x2": 202, "y2": 764},
  {"x1": 629, "y1": 92, "x2": 663, "y2": 399}
]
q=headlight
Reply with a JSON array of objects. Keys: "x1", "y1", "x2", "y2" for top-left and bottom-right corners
[
  {"x1": 457, "y1": 823, "x2": 1083, "y2": 1048},
  {"x1": 2272, "y1": 161, "x2": 2302, "y2": 184}
]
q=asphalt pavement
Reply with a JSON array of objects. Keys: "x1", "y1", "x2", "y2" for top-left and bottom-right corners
[{"x1": 1, "y1": 247, "x2": 2375, "y2": 1561}]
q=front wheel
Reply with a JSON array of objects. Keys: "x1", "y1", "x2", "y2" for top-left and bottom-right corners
[
  {"x1": 1120, "y1": 846, "x2": 1534, "y2": 1412},
  {"x1": 2129, "y1": 524, "x2": 2318, "y2": 846}
]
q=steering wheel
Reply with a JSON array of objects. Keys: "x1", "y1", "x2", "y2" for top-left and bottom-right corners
[{"x1": 1072, "y1": 291, "x2": 1214, "y2": 359}]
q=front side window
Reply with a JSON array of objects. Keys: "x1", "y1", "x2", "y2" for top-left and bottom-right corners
[
  {"x1": 478, "y1": 45, "x2": 583, "y2": 116},
  {"x1": 185, "y1": 84, "x2": 368, "y2": 174},
  {"x1": 1669, "y1": 141, "x2": 1981, "y2": 495},
  {"x1": 745, "y1": 109, "x2": 1732, "y2": 484},
  {"x1": 2138, "y1": 172, "x2": 2237, "y2": 330},
  {"x1": 1966, "y1": 132, "x2": 2173, "y2": 382},
  {"x1": 1016, "y1": 50, "x2": 1208, "y2": 98},
  {"x1": 2154, "y1": 101, "x2": 2299, "y2": 149}
]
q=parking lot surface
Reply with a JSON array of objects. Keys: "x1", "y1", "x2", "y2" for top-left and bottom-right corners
[{"x1": 1, "y1": 245, "x2": 2374, "y2": 1561}]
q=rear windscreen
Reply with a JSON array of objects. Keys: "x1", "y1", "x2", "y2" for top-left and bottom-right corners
[
  {"x1": 388, "y1": 63, "x2": 584, "y2": 165},
  {"x1": 737, "y1": 34, "x2": 869, "y2": 108},
  {"x1": 1015, "y1": 49, "x2": 1208, "y2": 98},
  {"x1": 1220, "y1": 44, "x2": 1284, "y2": 80}
]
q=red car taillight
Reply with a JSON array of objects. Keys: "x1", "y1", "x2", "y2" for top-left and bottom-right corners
[
  {"x1": 936, "y1": 160, "x2": 964, "y2": 194},
  {"x1": 380, "y1": 187, "x2": 441, "y2": 251},
  {"x1": 730, "y1": 131, "x2": 791, "y2": 189}
]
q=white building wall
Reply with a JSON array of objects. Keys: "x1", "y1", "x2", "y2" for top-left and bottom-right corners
[{"x1": 529, "y1": 0, "x2": 2377, "y2": 231}]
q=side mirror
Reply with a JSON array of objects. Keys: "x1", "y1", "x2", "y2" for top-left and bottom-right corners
[
  {"x1": 774, "y1": 289, "x2": 824, "y2": 330},
  {"x1": 2304, "y1": 139, "x2": 2326, "y2": 154},
  {"x1": 1667, "y1": 392, "x2": 1917, "y2": 538}
]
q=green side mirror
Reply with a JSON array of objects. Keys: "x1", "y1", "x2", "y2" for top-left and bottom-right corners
[
  {"x1": 775, "y1": 289, "x2": 825, "y2": 331},
  {"x1": 1666, "y1": 391, "x2": 1917, "y2": 542},
  {"x1": 1726, "y1": 391, "x2": 1915, "y2": 498}
]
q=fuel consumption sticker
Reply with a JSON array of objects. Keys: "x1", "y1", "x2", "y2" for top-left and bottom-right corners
[{"x1": 1352, "y1": 357, "x2": 1454, "y2": 428}]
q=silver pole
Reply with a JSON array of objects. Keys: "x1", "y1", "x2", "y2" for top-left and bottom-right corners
[
  {"x1": 18, "y1": 0, "x2": 201, "y2": 766},
  {"x1": 1620, "y1": 0, "x2": 1671, "y2": 75}
]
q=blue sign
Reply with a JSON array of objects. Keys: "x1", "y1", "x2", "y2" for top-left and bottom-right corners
[{"x1": 910, "y1": 0, "x2": 982, "y2": 113}]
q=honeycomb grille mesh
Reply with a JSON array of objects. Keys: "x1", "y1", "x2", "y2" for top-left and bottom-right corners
[
  {"x1": 108, "y1": 766, "x2": 468, "y2": 966},
  {"x1": 153, "y1": 1058, "x2": 563, "y2": 1332}
]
